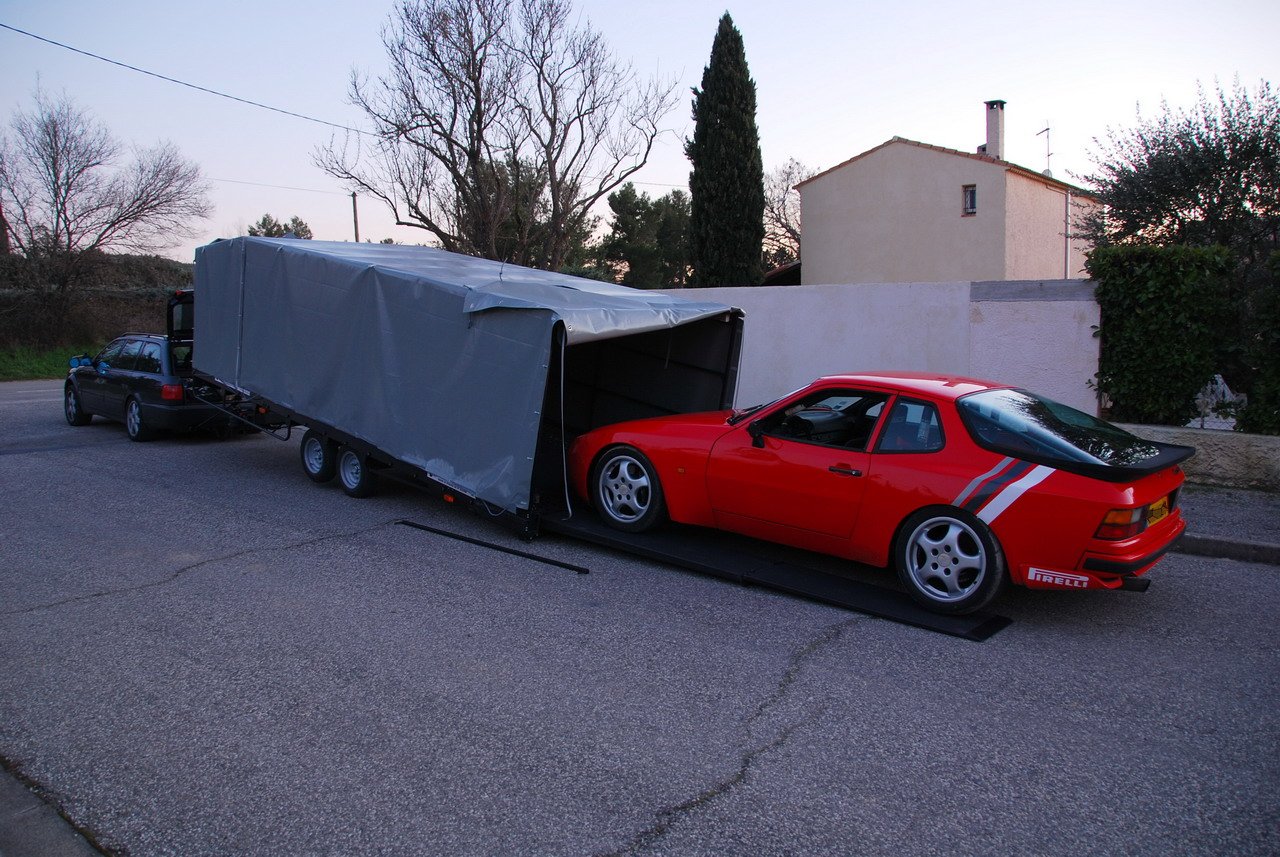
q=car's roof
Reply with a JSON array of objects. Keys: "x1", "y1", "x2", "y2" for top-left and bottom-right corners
[
  {"x1": 816, "y1": 372, "x2": 1012, "y2": 401},
  {"x1": 116, "y1": 332, "x2": 168, "y2": 341}
]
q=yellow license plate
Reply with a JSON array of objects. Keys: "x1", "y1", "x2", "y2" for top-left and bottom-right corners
[{"x1": 1147, "y1": 496, "x2": 1170, "y2": 525}]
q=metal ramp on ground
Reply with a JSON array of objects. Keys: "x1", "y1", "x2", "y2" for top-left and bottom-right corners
[{"x1": 541, "y1": 513, "x2": 1011, "y2": 642}]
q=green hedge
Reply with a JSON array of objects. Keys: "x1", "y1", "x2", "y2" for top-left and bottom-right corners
[
  {"x1": 1087, "y1": 245, "x2": 1232, "y2": 426},
  {"x1": 1235, "y1": 252, "x2": 1280, "y2": 434},
  {"x1": 0, "y1": 251, "x2": 188, "y2": 349}
]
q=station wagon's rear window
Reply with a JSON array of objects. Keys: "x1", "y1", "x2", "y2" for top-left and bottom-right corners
[{"x1": 957, "y1": 389, "x2": 1161, "y2": 466}]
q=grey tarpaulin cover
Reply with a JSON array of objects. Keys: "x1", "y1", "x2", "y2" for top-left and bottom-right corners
[{"x1": 194, "y1": 237, "x2": 738, "y2": 513}]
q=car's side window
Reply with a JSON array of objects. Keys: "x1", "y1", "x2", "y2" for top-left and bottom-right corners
[
  {"x1": 96, "y1": 340, "x2": 125, "y2": 366},
  {"x1": 757, "y1": 388, "x2": 889, "y2": 450},
  {"x1": 136, "y1": 342, "x2": 164, "y2": 374},
  {"x1": 114, "y1": 339, "x2": 144, "y2": 372},
  {"x1": 877, "y1": 399, "x2": 944, "y2": 453}
]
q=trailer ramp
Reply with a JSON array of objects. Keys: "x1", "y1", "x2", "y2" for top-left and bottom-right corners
[{"x1": 542, "y1": 514, "x2": 1011, "y2": 642}]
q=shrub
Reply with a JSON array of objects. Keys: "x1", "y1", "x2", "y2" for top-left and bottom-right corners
[
  {"x1": 1087, "y1": 244, "x2": 1232, "y2": 425},
  {"x1": 0, "y1": 251, "x2": 186, "y2": 348},
  {"x1": 1234, "y1": 252, "x2": 1280, "y2": 434}
]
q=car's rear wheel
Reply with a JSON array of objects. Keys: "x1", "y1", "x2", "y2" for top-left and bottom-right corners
[
  {"x1": 125, "y1": 397, "x2": 156, "y2": 442},
  {"x1": 300, "y1": 430, "x2": 337, "y2": 483},
  {"x1": 64, "y1": 385, "x2": 91, "y2": 426},
  {"x1": 592, "y1": 445, "x2": 666, "y2": 533},
  {"x1": 895, "y1": 508, "x2": 1006, "y2": 615},
  {"x1": 337, "y1": 447, "x2": 377, "y2": 498}
]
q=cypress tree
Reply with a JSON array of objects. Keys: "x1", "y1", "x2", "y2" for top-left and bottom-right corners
[{"x1": 686, "y1": 13, "x2": 765, "y2": 287}]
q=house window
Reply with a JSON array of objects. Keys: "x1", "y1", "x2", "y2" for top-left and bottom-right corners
[{"x1": 962, "y1": 185, "x2": 977, "y2": 215}]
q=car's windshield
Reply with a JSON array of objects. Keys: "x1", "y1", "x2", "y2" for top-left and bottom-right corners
[
  {"x1": 957, "y1": 389, "x2": 1161, "y2": 466},
  {"x1": 728, "y1": 385, "x2": 807, "y2": 425}
]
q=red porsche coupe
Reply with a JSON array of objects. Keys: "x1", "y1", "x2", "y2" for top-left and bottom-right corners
[{"x1": 568, "y1": 373, "x2": 1193, "y2": 615}]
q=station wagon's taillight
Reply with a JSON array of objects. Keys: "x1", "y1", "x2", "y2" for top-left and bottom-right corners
[
  {"x1": 161, "y1": 384, "x2": 184, "y2": 402},
  {"x1": 1095, "y1": 507, "x2": 1146, "y2": 540}
]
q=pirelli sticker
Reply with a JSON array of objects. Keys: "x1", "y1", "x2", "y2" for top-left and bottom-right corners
[{"x1": 1028, "y1": 568, "x2": 1090, "y2": 589}]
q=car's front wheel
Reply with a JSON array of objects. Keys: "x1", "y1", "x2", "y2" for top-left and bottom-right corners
[
  {"x1": 337, "y1": 447, "x2": 377, "y2": 498},
  {"x1": 592, "y1": 445, "x2": 666, "y2": 533},
  {"x1": 64, "y1": 385, "x2": 91, "y2": 426},
  {"x1": 895, "y1": 508, "x2": 1006, "y2": 615},
  {"x1": 300, "y1": 430, "x2": 336, "y2": 483},
  {"x1": 125, "y1": 397, "x2": 156, "y2": 442}
]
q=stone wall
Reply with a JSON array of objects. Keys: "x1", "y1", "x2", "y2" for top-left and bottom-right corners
[{"x1": 1118, "y1": 423, "x2": 1280, "y2": 492}]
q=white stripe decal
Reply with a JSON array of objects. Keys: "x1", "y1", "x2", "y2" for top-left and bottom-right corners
[
  {"x1": 977, "y1": 465, "x2": 1055, "y2": 524},
  {"x1": 953, "y1": 457, "x2": 1015, "y2": 506}
]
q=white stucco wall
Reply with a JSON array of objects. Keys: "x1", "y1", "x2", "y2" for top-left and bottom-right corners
[
  {"x1": 664, "y1": 279, "x2": 1100, "y2": 415},
  {"x1": 1004, "y1": 173, "x2": 1097, "y2": 280},
  {"x1": 799, "y1": 142, "x2": 1007, "y2": 285},
  {"x1": 968, "y1": 281, "x2": 1100, "y2": 413},
  {"x1": 799, "y1": 140, "x2": 1099, "y2": 286}
]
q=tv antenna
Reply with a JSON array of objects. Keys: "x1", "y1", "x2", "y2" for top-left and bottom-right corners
[{"x1": 1036, "y1": 124, "x2": 1053, "y2": 177}]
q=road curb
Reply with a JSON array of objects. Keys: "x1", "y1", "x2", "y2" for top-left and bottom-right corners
[
  {"x1": 1175, "y1": 534, "x2": 1280, "y2": 567},
  {"x1": 0, "y1": 765, "x2": 102, "y2": 856}
]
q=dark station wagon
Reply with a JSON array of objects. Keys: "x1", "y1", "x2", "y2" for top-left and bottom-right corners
[{"x1": 64, "y1": 332, "x2": 230, "y2": 441}]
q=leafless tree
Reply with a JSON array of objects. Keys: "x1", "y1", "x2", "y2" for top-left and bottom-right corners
[
  {"x1": 762, "y1": 158, "x2": 815, "y2": 266},
  {"x1": 0, "y1": 89, "x2": 211, "y2": 285},
  {"x1": 317, "y1": 0, "x2": 677, "y2": 270}
]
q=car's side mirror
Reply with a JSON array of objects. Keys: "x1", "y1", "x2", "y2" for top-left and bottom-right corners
[
  {"x1": 96, "y1": 362, "x2": 110, "y2": 375},
  {"x1": 748, "y1": 420, "x2": 766, "y2": 449}
]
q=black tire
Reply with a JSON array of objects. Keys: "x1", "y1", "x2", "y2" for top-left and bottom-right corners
[
  {"x1": 300, "y1": 430, "x2": 337, "y2": 483},
  {"x1": 591, "y1": 445, "x2": 666, "y2": 533},
  {"x1": 64, "y1": 384, "x2": 91, "y2": 426},
  {"x1": 894, "y1": 507, "x2": 1006, "y2": 615},
  {"x1": 337, "y1": 447, "x2": 378, "y2": 498},
  {"x1": 125, "y1": 397, "x2": 156, "y2": 442}
]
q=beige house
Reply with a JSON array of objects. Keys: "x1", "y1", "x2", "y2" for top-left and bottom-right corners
[{"x1": 798, "y1": 101, "x2": 1099, "y2": 285}]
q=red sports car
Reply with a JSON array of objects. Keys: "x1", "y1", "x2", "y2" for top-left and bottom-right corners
[{"x1": 568, "y1": 373, "x2": 1192, "y2": 615}]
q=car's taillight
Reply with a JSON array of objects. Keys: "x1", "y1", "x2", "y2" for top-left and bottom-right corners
[
  {"x1": 161, "y1": 384, "x2": 184, "y2": 402},
  {"x1": 1095, "y1": 507, "x2": 1147, "y2": 540}
]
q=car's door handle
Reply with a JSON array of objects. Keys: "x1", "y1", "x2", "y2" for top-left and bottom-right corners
[{"x1": 829, "y1": 465, "x2": 862, "y2": 477}]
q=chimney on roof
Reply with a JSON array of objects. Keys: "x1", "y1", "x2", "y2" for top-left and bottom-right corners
[{"x1": 980, "y1": 99, "x2": 1006, "y2": 160}]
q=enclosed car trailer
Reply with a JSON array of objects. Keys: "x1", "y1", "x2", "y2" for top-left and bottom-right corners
[{"x1": 185, "y1": 237, "x2": 743, "y2": 536}]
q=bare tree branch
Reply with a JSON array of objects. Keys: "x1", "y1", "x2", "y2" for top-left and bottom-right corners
[
  {"x1": 316, "y1": 0, "x2": 676, "y2": 270},
  {"x1": 763, "y1": 158, "x2": 815, "y2": 266},
  {"x1": 0, "y1": 88, "x2": 210, "y2": 285}
]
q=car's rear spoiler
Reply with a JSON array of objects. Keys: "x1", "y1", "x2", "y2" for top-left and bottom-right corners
[{"x1": 1014, "y1": 441, "x2": 1196, "y2": 483}]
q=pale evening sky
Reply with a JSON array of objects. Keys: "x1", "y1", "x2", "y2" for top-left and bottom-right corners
[{"x1": 2, "y1": 0, "x2": 1277, "y2": 263}]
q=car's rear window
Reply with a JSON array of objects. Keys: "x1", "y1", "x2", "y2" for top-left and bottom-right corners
[{"x1": 957, "y1": 389, "x2": 1161, "y2": 466}]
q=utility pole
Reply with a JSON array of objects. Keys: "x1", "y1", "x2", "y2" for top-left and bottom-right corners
[{"x1": 351, "y1": 192, "x2": 360, "y2": 243}]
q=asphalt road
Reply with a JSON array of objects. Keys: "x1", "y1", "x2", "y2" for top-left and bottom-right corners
[{"x1": 1, "y1": 380, "x2": 1277, "y2": 856}]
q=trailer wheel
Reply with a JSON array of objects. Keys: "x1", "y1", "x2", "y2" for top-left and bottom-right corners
[
  {"x1": 337, "y1": 447, "x2": 378, "y2": 498},
  {"x1": 300, "y1": 430, "x2": 336, "y2": 483}
]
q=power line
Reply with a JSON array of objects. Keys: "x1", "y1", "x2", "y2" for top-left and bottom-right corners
[
  {"x1": 209, "y1": 177, "x2": 348, "y2": 196},
  {"x1": 1, "y1": 22, "x2": 688, "y2": 193},
  {"x1": 0, "y1": 21, "x2": 372, "y2": 137}
]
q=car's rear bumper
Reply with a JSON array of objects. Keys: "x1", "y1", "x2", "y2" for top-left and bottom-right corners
[
  {"x1": 1016, "y1": 515, "x2": 1186, "y2": 591},
  {"x1": 139, "y1": 401, "x2": 233, "y2": 431}
]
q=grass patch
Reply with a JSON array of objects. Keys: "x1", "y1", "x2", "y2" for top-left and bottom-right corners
[{"x1": 0, "y1": 344, "x2": 101, "y2": 382}]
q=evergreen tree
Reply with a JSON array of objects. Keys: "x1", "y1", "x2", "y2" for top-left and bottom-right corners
[
  {"x1": 248, "y1": 214, "x2": 313, "y2": 239},
  {"x1": 596, "y1": 184, "x2": 690, "y2": 288},
  {"x1": 686, "y1": 13, "x2": 764, "y2": 286}
]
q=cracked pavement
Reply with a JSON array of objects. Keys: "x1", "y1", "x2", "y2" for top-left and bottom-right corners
[
  {"x1": 605, "y1": 619, "x2": 857, "y2": 856},
  {"x1": 2, "y1": 380, "x2": 1278, "y2": 856}
]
